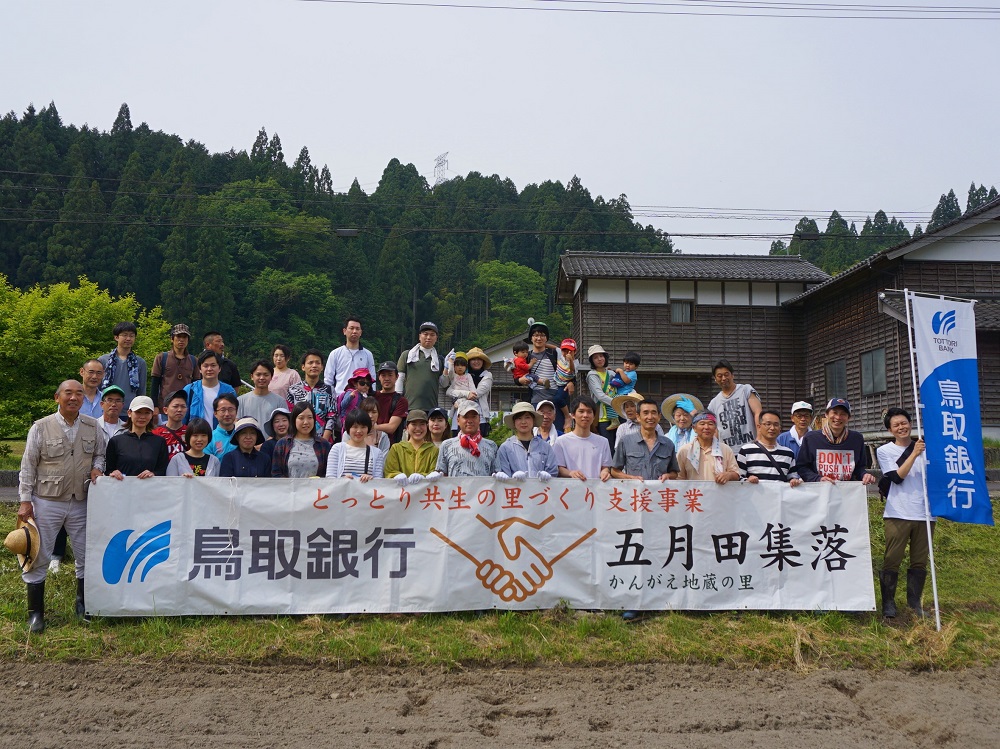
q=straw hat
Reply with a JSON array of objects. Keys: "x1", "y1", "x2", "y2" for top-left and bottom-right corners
[
  {"x1": 465, "y1": 347, "x2": 492, "y2": 369},
  {"x1": 503, "y1": 401, "x2": 543, "y2": 430},
  {"x1": 4, "y1": 518, "x2": 41, "y2": 573},
  {"x1": 660, "y1": 393, "x2": 705, "y2": 424},
  {"x1": 611, "y1": 392, "x2": 644, "y2": 418}
]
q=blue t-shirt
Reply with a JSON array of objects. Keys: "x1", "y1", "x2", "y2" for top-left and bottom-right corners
[{"x1": 610, "y1": 369, "x2": 637, "y2": 395}]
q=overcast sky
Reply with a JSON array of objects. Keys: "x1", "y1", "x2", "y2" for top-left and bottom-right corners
[{"x1": 3, "y1": 0, "x2": 997, "y2": 254}]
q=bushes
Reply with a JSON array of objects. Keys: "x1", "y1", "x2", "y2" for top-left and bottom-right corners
[{"x1": 0, "y1": 275, "x2": 169, "y2": 437}]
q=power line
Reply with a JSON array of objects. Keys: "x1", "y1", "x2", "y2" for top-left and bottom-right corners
[
  {"x1": 1, "y1": 212, "x2": 995, "y2": 241},
  {"x1": 295, "y1": 0, "x2": 1000, "y2": 20},
  {"x1": 530, "y1": 0, "x2": 1000, "y2": 13},
  {"x1": 0, "y1": 170, "x2": 946, "y2": 222}
]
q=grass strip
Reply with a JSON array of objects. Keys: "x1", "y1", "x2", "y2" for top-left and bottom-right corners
[{"x1": 1, "y1": 501, "x2": 997, "y2": 670}]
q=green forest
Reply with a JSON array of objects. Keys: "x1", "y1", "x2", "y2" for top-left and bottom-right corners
[
  {"x1": 0, "y1": 101, "x2": 674, "y2": 366},
  {"x1": 0, "y1": 101, "x2": 995, "y2": 435},
  {"x1": 769, "y1": 183, "x2": 998, "y2": 272}
]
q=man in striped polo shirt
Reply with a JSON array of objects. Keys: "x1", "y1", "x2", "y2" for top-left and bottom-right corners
[{"x1": 736, "y1": 409, "x2": 802, "y2": 486}]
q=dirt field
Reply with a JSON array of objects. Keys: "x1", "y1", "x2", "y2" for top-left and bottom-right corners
[{"x1": 1, "y1": 662, "x2": 997, "y2": 748}]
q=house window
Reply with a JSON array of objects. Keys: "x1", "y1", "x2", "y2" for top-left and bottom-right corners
[
  {"x1": 825, "y1": 359, "x2": 847, "y2": 401},
  {"x1": 636, "y1": 376, "x2": 662, "y2": 396},
  {"x1": 861, "y1": 348, "x2": 886, "y2": 395},
  {"x1": 671, "y1": 300, "x2": 694, "y2": 323}
]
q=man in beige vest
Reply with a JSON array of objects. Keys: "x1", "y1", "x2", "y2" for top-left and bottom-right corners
[{"x1": 18, "y1": 380, "x2": 107, "y2": 633}]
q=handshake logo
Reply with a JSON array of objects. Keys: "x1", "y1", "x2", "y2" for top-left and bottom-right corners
[
  {"x1": 102, "y1": 521, "x2": 172, "y2": 584},
  {"x1": 432, "y1": 516, "x2": 595, "y2": 603}
]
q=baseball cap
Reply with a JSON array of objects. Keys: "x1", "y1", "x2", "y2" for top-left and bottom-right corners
[
  {"x1": 406, "y1": 409, "x2": 428, "y2": 423},
  {"x1": 170, "y1": 323, "x2": 191, "y2": 337},
  {"x1": 825, "y1": 398, "x2": 851, "y2": 415},
  {"x1": 456, "y1": 403, "x2": 480, "y2": 417},
  {"x1": 164, "y1": 389, "x2": 188, "y2": 406},
  {"x1": 129, "y1": 395, "x2": 155, "y2": 412},
  {"x1": 418, "y1": 322, "x2": 439, "y2": 334},
  {"x1": 377, "y1": 361, "x2": 398, "y2": 374},
  {"x1": 101, "y1": 385, "x2": 126, "y2": 400},
  {"x1": 790, "y1": 401, "x2": 813, "y2": 414}
]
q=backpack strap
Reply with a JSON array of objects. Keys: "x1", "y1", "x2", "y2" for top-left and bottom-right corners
[{"x1": 752, "y1": 441, "x2": 787, "y2": 481}]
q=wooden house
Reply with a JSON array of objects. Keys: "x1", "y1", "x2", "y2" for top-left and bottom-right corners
[
  {"x1": 785, "y1": 199, "x2": 1000, "y2": 435},
  {"x1": 556, "y1": 252, "x2": 830, "y2": 413},
  {"x1": 557, "y1": 198, "x2": 1000, "y2": 436}
]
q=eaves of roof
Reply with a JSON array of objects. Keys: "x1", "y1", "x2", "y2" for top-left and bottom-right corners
[{"x1": 783, "y1": 196, "x2": 1000, "y2": 306}]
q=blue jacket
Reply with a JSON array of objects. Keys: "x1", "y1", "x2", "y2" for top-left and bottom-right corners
[
  {"x1": 220, "y1": 448, "x2": 271, "y2": 478},
  {"x1": 183, "y1": 380, "x2": 237, "y2": 428},
  {"x1": 207, "y1": 424, "x2": 237, "y2": 459}
]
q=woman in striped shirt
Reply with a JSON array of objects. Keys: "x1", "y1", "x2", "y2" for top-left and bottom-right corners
[{"x1": 325, "y1": 409, "x2": 385, "y2": 481}]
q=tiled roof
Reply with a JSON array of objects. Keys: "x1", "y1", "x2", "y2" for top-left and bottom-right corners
[
  {"x1": 560, "y1": 252, "x2": 830, "y2": 283},
  {"x1": 976, "y1": 300, "x2": 1000, "y2": 330},
  {"x1": 881, "y1": 295, "x2": 1000, "y2": 331},
  {"x1": 785, "y1": 196, "x2": 1000, "y2": 305}
]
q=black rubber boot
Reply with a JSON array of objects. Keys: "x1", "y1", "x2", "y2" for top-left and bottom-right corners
[
  {"x1": 76, "y1": 577, "x2": 90, "y2": 622},
  {"x1": 879, "y1": 570, "x2": 898, "y2": 618},
  {"x1": 27, "y1": 581, "x2": 45, "y2": 634},
  {"x1": 907, "y1": 568, "x2": 928, "y2": 618}
]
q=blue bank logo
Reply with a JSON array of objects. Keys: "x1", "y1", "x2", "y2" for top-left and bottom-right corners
[
  {"x1": 102, "y1": 521, "x2": 171, "y2": 584},
  {"x1": 932, "y1": 309, "x2": 957, "y2": 336}
]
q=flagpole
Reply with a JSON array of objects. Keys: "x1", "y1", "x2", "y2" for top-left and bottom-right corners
[{"x1": 903, "y1": 288, "x2": 942, "y2": 631}]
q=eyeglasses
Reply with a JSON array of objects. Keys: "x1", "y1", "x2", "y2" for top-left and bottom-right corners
[{"x1": 216, "y1": 407, "x2": 237, "y2": 414}]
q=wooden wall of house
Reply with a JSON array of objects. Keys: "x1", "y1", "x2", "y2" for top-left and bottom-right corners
[
  {"x1": 900, "y1": 261, "x2": 1000, "y2": 430},
  {"x1": 573, "y1": 299, "x2": 806, "y2": 418},
  {"x1": 802, "y1": 260, "x2": 1000, "y2": 432},
  {"x1": 801, "y1": 270, "x2": 901, "y2": 433}
]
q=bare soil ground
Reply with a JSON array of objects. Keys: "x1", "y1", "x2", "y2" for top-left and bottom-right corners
[{"x1": 1, "y1": 662, "x2": 997, "y2": 748}]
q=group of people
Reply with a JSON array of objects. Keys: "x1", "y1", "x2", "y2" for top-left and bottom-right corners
[{"x1": 6, "y1": 317, "x2": 931, "y2": 632}]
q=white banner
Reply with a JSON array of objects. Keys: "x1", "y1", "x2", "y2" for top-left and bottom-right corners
[{"x1": 86, "y1": 477, "x2": 875, "y2": 615}]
